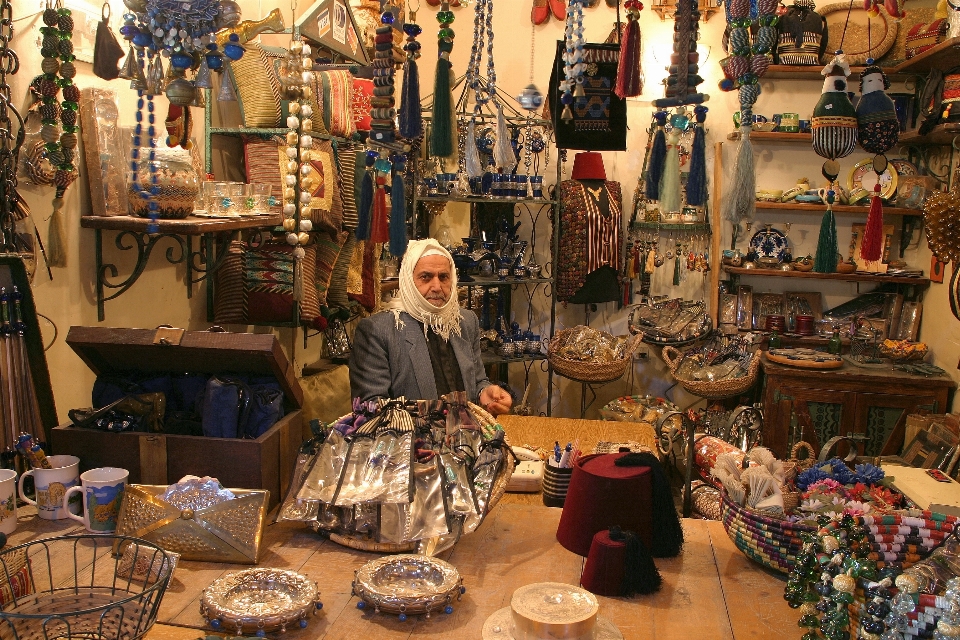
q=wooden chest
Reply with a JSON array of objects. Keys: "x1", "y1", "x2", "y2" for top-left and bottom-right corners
[{"x1": 50, "y1": 326, "x2": 305, "y2": 508}]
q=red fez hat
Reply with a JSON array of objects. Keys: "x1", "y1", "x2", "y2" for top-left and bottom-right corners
[
  {"x1": 581, "y1": 527, "x2": 662, "y2": 597},
  {"x1": 571, "y1": 152, "x2": 607, "y2": 181},
  {"x1": 556, "y1": 453, "x2": 653, "y2": 556}
]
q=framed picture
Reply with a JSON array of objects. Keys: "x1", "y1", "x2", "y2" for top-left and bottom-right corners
[
  {"x1": 752, "y1": 292, "x2": 785, "y2": 330},
  {"x1": 931, "y1": 256, "x2": 946, "y2": 284},
  {"x1": 850, "y1": 223, "x2": 896, "y2": 273},
  {"x1": 737, "y1": 285, "x2": 753, "y2": 331},
  {"x1": 785, "y1": 291, "x2": 823, "y2": 325},
  {"x1": 720, "y1": 293, "x2": 738, "y2": 326}
]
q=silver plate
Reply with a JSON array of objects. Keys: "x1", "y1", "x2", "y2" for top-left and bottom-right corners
[
  {"x1": 352, "y1": 554, "x2": 464, "y2": 617},
  {"x1": 200, "y1": 569, "x2": 321, "y2": 635},
  {"x1": 482, "y1": 607, "x2": 624, "y2": 640}
]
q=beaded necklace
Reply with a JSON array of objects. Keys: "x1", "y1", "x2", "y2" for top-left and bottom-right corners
[
  {"x1": 39, "y1": 2, "x2": 78, "y2": 197},
  {"x1": 129, "y1": 60, "x2": 161, "y2": 234},
  {"x1": 560, "y1": 0, "x2": 585, "y2": 122},
  {"x1": 466, "y1": 0, "x2": 497, "y2": 111}
]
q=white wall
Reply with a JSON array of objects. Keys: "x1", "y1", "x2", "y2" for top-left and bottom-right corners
[{"x1": 9, "y1": 0, "x2": 953, "y2": 424}]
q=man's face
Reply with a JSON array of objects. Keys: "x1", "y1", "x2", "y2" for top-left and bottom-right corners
[{"x1": 414, "y1": 254, "x2": 453, "y2": 307}]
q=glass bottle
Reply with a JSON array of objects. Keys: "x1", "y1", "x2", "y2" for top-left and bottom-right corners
[
  {"x1": 828, "y1": 327, "x2": 842, "y2": 355},
  {"x1": 769, "y1": 330, "x2": 782, "y2": 350}
]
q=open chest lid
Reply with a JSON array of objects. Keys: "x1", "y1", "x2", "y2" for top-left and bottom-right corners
[{"x1": 66, "y1": 326, "x2": 303, "y2": 409}]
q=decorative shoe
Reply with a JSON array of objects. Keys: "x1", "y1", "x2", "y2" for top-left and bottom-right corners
[
  {"x1": 549, "y1": 0, "x2": 567, "y2": 21},
  {"x1": 532, "y1": 0, "x2": 551, "y2": 24}
]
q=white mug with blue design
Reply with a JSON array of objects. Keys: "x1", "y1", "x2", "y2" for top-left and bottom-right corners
[
  {"x1": 0, "y1": 469, "x2": 17, "y2": 535},
  {"x1": 63, "y1": 467, "x2": 128, "y2": 533},
  {"x1": 18, "y1": 455, "x2": 80, "y2": 520}
]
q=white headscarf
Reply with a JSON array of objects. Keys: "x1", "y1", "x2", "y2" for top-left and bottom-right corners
[{"x1": 393, "y1": 238, "x2": 461, "y2": 341}]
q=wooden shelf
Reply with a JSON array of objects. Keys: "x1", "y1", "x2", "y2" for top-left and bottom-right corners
[
  {"x1": 727, "y1": 131, "x2": 811, "y2": 142},
  {"x1": 763, "y1": 64, "x2": 905, "y2": 80},
  {"x1": 81, "y1": 214, "x2": 282, "y2": 235},
  {"x1": 892, "y1": 37, "x2": 960, "y2": 75},
  {"x1": 630, "y1": 221, "x2": 710, "y2": 232},
  {"x1": 724, "y1": 266, "x2": 929, "y2": 285},
  {"x1": 418, "y1": 195, "x2": 556, "y2": 206},
  {"x1": 754, "y1": 201, "x2": 920, "y2": 216},
  {"x1": 899, "y1": 123, "x2": 960, "y2": 146}
]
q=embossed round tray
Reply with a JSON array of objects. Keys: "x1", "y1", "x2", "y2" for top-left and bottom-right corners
[
  {"x1": 200, "y1": 569, "x2": 322, "y2": 635},
  {"x1": 352, "y1": 554, "x2": 464, "y2": 618}
]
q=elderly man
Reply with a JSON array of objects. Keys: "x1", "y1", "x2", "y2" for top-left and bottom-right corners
[{"x1": 349, "y1": 238, "x2": 513, "y2": 415}]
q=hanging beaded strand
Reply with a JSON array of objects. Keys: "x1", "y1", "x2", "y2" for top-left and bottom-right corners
[
  {"x1": 370, "y1": 8, "x2": 398, "y2": 142},
  {"x1": 279, "y1": 38, "x2": 314, "y2": 304},
  {"x1": 560, "y1": 0, "x2": 585, "y2": 122},
  {"x1": 129, "y1": 84, "x2": 161, "y2": 234}
]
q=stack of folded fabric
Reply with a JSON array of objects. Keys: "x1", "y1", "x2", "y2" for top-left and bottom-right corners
[{"x1": 371, "y1": 24, "x2": 396, "y2": 143}]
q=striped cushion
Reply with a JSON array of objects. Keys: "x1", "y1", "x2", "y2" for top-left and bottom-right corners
[
  {"x1": 243, "y1": 136, "x2": 283, "y2": 213},
  {"x1": 319, "y1": 70, "x2": 357, "y2": 139},
  {"x1": 214, "y1": 241, "x2": 247, "y2": 324},
  {"x1": 335, "y1": 143, "x2": 359, "y2": 229},
  {"x1": 227, "y1": 43, "x2": 281, "y2": 128},
  {"x1": 326, "y1": 232, "x2": 357, "y2": 309},
  {"x1": 315, "y1": 231, "x2": 348, "y2": 305}
]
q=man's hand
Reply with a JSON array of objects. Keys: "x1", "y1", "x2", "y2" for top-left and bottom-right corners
[{"x1": 479, "y1": 384, "x2": 513, "y2": 416}]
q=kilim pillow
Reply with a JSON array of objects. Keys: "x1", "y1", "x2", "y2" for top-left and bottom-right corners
[{"x1": 277, "y1": 139, "x2": 343, "y2": 234}]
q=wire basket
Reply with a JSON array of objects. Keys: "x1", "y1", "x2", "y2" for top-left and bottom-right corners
[{"x1": 0, "y1": 535, "x2": 173, "y2": 640}]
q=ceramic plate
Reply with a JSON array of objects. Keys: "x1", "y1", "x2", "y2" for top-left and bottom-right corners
[
  {"x1": 749, "y1": 227, "x2": 789, "y2": 261},
  {"x1": 890, "y1": 159, "x2": 918, "y2": 177},
  {"x1": 848, "y1": 159, "x2": 899, "y2": 200}
]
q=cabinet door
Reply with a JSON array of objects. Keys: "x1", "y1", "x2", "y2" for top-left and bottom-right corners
[
  {"x1": 853, "y1": 393, "x2": 942, "y2": 456},
  {"x1": 763, "y1": 382, "x2": 856, "y2": 457}
]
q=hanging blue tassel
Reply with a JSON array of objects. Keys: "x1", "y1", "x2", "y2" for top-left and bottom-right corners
[
  {"x1": 398, "y1": 56, "x2": 422, "y2": 139},
  {"x1": 389, "y1": 165, "x2": 408, "y2": 256},
  {"x1": 646, "y1": 111, "x2": 668, "y2": 201},
  {"x1": 686, "y1": 106, "x2": 708, "y2": 207},
  {"x1": 356, "y1": 169, "x2": 374, "y2": 241}
]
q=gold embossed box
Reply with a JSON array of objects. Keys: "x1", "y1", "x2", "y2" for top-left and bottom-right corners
[{"x1": 114, "y1": 484, "x2": 268, "y2": 564}]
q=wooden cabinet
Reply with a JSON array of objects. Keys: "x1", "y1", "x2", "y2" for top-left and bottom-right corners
[{"x1": 760, "y1": 358, "x2": 954, "y2": 458}]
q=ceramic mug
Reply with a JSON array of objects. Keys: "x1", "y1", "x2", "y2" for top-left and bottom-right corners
[
  {"x1": 19, "y1": 455, "x2": 81, "y2": 520},
  {"x1": 63, "y1": 467, "x2": 128, "y2": 533},
  {"x1": 0, "y1": 469, "x2": 17, "y2": 535}
]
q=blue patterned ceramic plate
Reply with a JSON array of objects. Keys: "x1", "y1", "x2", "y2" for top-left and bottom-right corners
[{"x1": 749, "y1": 227, "x2": 789, "y2": 261}]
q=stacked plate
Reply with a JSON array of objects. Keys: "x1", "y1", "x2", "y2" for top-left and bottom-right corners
[{"x1": 542, "y1": 465, "x2": 574, "y2": 507}]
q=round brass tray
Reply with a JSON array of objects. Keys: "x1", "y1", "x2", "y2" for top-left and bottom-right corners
[
  {"x1": 200, "y1": 568, "x2": 322, "y2": 635},
  {"x1": 352, "y1": 554, "x2": 464, "y2": 619}
]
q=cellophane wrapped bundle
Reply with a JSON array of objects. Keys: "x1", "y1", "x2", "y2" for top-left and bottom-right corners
[{"x1": 277, "y1": 393, "x2": 510, "y2": 554}]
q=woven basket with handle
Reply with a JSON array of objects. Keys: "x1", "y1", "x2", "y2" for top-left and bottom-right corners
[
  {"x1": 661, "y1": 345, "x2": 761, "y2": 399},
  {"x1": 548, "y1": 330, "x2": 644, "y2": 384}
]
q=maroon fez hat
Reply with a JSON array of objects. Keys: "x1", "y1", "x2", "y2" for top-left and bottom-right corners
[
  {"x1": 556, "y1": 453, "x2": 653, "y2": 556},
  {"x1": 571, "y1": 152, "x2": 607, "y2": 181}
]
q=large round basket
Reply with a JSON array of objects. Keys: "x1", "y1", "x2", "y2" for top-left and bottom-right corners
[
  {"x1": 0, "y1": 535, "x2": 172, "y2": 640},
  {"x1": 326, "y1": 402, "x2": 514, "y2": 553},
  {"x1": 549, "y1": 331, "x2": 643, "y2": 384},
  {"x1": 720, "y1": 492, "x2": 814, "y2": 574},
  {"x1": 662, "y1": 346, "x2": 761, "y2": 399}
]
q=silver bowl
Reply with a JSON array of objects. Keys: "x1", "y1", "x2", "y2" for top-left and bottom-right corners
[
  {"x1": 200, "y1": 569, "x2": 322, "y2": 635},
  {"x1": 352, "y1": 554, "x2": 464, "y2": 618}
]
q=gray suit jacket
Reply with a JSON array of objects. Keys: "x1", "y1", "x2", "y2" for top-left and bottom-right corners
[{"x1": 349, "y1": 309, "x2": 492, "y2": 403}]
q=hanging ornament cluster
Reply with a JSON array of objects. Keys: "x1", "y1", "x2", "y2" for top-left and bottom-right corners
[
  {"x1": 431, "y1": 2, "x2": 456, "y2": 158},
  {"x1": 655, "y1": 0, "x2": 708, "y2": 109},
  {"x1": 856, "y1": 63, "x2": 899, "y2": 264},
  {"x1": 356, "y1": 150, "x2": 394, "y2": 249},
  {"x1": 371, "y1": 9, "x2": 398, "y2": 143},
  {"x1": 811, "y1": 54, "x2": 857, "y2": 272},
  {"x1": 129, "y1": 86, "x2": 162, "y2": 234},
  {"x1": 614, "y1": 0, "x2": 644, "y2": 99},
  {"x1": 559, "y1": 0, "x2": 586, "y2": 122},
  {"x1": 118, "y1": 0, "x2": 245, "y2": 112},
  {"x1": 38, "y1": 1, "x2": 79, "y2": 269},
  {"x1": 717, "y1": 0, "x2": 777, "y2": 235},
  {"x1": 280, "y1": 38, "x2": 315, "y2": 304},
  {"x1": 398, "y1": 10, "x2": 423, "y2": 139}
]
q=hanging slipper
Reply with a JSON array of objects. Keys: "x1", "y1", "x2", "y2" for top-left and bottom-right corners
[
  {"x1": 532, "y1": 0, "x2": 551, "y2": 24},
  {"x1": 550, "y1": 0, "x2": 567, "y2": 21}
]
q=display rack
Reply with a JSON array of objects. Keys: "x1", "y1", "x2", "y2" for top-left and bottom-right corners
[{"x1": 413, "y1": 77, "x2": 560, "y2": 415}]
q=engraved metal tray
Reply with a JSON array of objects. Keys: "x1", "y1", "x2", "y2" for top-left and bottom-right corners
[
  {"x1": 200, "y1": 568, "x2": 322, "y2": 635},
  {"x1": 352, "y1": 554, "x2": 464, "y2": 618}
]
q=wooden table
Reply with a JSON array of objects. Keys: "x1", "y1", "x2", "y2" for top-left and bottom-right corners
[
  {"x1": 760, "y1": 358, "x2": 955, "y2": 458},
  {"x1": 0, "y1": 504, "x2": 800, "y2": 640}
]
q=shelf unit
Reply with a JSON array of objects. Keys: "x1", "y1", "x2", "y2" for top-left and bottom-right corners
[
  {"x1": 754, "y1": 201, "x2": 920, "y2": 217},
  {"x1": 762, "y1": 64, "x2": 906, "y2": 81},
  {"x1": 413, "y1": 77, "x2": 560, "y2": 415},
  {"x1": 890, "y1": 37, "x2": 960, "y2": 75},
  {"x1": 726, "y1": 131, "x2": 811, "y2": 142},
  {"x1": 722, "y1": 266, "x2": 930, "y2": 286}
]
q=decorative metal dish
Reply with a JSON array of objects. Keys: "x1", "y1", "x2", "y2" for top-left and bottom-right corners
[
  {"x1": 352, "y1": 554, "x2": 465, "y2": 620},
  {"x1": 628, "y1": 298, "x2": 712, "y2": 345},
  {"x1": 200, "y1": 569, "x2": 323, "y2": 635}
]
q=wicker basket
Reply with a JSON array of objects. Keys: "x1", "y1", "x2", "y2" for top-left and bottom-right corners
[
  {"x1": 721, "y1": 492, "x2": 814, "y2": 574},
  {"x1": 325, "y1": 402, "x2": 514, "y2": 553},
  {"x1": 662, "y1": 345, "x2": 761, "y2": 399},
  {"x1": 548, "y1": 331, "x2": 644, "y2": 384}
]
